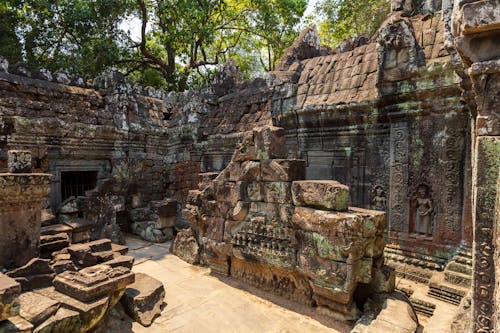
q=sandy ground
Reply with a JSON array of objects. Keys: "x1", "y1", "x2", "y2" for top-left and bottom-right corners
[{"x1": 125, "y1": 235, "x2": 349, "y2": 333}]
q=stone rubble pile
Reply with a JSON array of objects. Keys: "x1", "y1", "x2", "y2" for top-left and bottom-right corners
[
  {"x1": 0, "y1": 150, "x2": 165, "y2": 333},
  {"x1": 179, "y1": 126, "x2": 395, "y2": 321}
]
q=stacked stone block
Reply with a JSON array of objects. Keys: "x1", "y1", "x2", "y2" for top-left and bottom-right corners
[{"x1": 182, "y1": 126, "x2": 391, "y2": 320}]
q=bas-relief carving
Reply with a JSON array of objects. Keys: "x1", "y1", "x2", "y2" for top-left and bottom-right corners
[
  {"x1": 377, "y1": 18, "x2": 422, "y2": 82},
  {"x1": 409, "y1": 184, "x2": 433, "y2": 236},
  {"x1": 371, "y1": 185, "x2": 387, "y2": 211},
  {"x1": 389, "y1": 124, "x2": 409, "y2": 233}
]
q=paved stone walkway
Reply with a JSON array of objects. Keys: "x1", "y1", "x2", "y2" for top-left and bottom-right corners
[{"x1": 125, "y1": 235, "x2": 348, "y2": 333}]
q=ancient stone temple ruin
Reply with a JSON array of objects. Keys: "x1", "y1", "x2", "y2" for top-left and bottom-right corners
[{"x1": 0, "y1": 0, "x2": 499, "y2": 332}]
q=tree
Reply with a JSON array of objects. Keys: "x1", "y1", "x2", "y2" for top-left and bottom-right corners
[
  {"x1": 0, "y1": 1, "x2": 25, "y2": 64},
  {"x1": 314, "y1": 0, "x2": 390, "y2": 47},
  {"x1": 0, "y1": 0, "x2": 307, "y2": 90},
  {"x1": 4, "y1": 0, "x2": 135, "y2": 76}
]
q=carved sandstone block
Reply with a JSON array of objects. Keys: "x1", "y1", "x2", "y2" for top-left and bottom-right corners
[
  {"x1": 254, "y1": 126, "x2": 287, "y2": 160},
  {"x1": 292, "y1": 206, "x2": 363, "y2": 239},
  {"x1": 291, "y1": 180, "x2": 350, "y2": 211},
  {"x1": 263, "y1": 182, "x2": 292, "y2": 204},
  {"x1": 121, "y1": 273, "x2": 165, "y2": 327},
  {"x1": 260, "y1": 159, "x2": 306, "y2": 182},
  {"x1": 7, "y1": 150, "x2": 31, "y2": 173},
  {"x1": 172, "y1": 228, "x2": 200, "y2": 265},
  {"x1": 53, "y1": 264, "x2": 134, "y2": 302}
]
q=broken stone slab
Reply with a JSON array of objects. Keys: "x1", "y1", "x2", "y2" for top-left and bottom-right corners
[
  {"x1": 254, "y1": 126, "x2": 287, "y2": 160},
  {"x1": 35, "y1": 287, "x2": 109, "y2": 333},
  {"x1": 172, "y1": 228, "x2": 200, "y2": 264},
  {"x1": 0, "y1": 273, "x2": 21, "y2": 321},
  {"x1": 292, "y1": 180, "x2": 350, "y2": 211},
  {"x1": 7, "y1": 150, "x2": 32, "y2": 173},
  {"x1": 40, "y1": 233, "x2": 70, "y2": 257},
  {"x1": 103, "y1": 256, "x2": 135, "y2": 270},
  {"x1": 53, "y1": 264, "x2": 134, "y2": 302},
  {"x1": 6, "y1": 259, "x2": 55, "y2": 291},
  {"x1": 120, "y1": 273, "x2": 165, "y2": 327},
  {"x1": 18, "y1": 292, "x2": 59, "y2": 327},
  {"x1": 67, "y1": 239, "x2": 113, "y2": 267},
  {"x1": 111, "y1": 244, "x2": 129, "y2": 256},
  {"x1": 50, "y1": 260, "x2": 77, "y2": 275},
  {"x1": 62, "y1": 219, "x2": 93, "y2": 244},
  {"x1": 0, "y1": 315, "x2": 33, "y2": 333},
  {"x1": 33, "y1": 307, "x2": 81, "y2": 333},
  {"x1": 40, "y1": 224, "x2": 72, "y2": 237}
]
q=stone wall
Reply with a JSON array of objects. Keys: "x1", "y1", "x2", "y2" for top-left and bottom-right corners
[
  {"x1": 0, "y1": 70, "x2": 168, "y2": 212},
  {"x1": 271, "y1": 12, "x2": 470, "y2": 271},
  {"x1": 0, "y1": 2, "x2": 485, "y2": 289}
]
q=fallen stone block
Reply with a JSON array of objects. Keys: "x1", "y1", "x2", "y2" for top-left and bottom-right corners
[
  {"x1": 40, "y1": 224, "x2": 72, "y2": 237},
  {"x1": 6, "y1": 258, "x2": 55, "y2": 292},
  {"x1": 33, "y1": 307, "x2": 81, "y2": 333},
  {"x1": 50, "y1": 260, "x2": 77, "y2": 275},
  {"x1": 40, "y1": 233, "x2": 70, "y2": 258},
  {"x1": 62, "y1": 219, "x2": 93, "y2": 244},
  {"x1": 35, "y1": 287, "x2": 109, "y2": 333},
  {"x1": 120, "y1": 273, "x2": 165, "y2": 327},
  {"x1": 103, "y1": 256, "x2": 135, "y2": 270},
  {"x1": 172, "y1": 228, "x2": 200, "y2": 264},
  {"x1": 67, "y1": 239, "x2": 113, "y2": 268},
  {"x1": 0, "y1": 273, "x2": 21, "y2": 321},
  {"x1": 0, "y1": 315, "x2": 33, "y2": 333},
  {"x1": 292, "y1": 180, "x2": 350, "y2": 211},
  {"x1": 53, "y1": 264, "x2": 134, "y2": 302},
  {"x1": 18, "y1": 292, "x2": 59, "y2": 327}
]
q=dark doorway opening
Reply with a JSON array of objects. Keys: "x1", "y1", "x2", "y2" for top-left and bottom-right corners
[{"x1": 60, "y1": 171, "x2": 98, "y2": 201}]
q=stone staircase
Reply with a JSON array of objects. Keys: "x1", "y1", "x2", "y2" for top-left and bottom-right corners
[{"x1": 428, "y1": 244, "x2": 472, "y2": 305}]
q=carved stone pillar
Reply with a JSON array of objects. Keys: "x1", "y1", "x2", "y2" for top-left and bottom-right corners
[
  {"x1": 388, "y1": 122, "x2": 410, "y2": 238},
  {"x1": 0, "y1": 151, "x2": 52, "y2": 269},
  {"x1": 451, "y1": 1, "x2": 500, "y2": 331}
]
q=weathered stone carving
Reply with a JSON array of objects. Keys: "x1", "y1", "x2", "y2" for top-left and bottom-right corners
[
  {"x1": 371, "y1": 185, "x2": 387, "y2": 211},
  {"x1": 410, "y1": 184, "x2": 433, "y2": 236},
  {"x1": 180, "y1": 126, "x2": 392, "y2": 321},
  {"x1": 121, "y1": 273, "x2": 165, "y2": 327}
]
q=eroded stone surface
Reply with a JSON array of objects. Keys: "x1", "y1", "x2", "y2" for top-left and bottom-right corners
[
  {"x1": 0, "y1": 273, "x2": 21, "y2": 321},
  {"x1": 53, "y1": 264, "x2": 134, "y2": 302},
  {"x1": 292, "y1": 180, "x2": 351, "y2": 211},
  {"x1": 172, "y1": 228, "x2": 200, "y2": 264},
  {"x1": 120, "y1": 273, "x2": 165, "y2": 327},
  {"x1": 18, "y1": 292, "x2": 59, "y2": 327}
]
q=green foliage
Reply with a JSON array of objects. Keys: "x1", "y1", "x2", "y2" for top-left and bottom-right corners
[
  {"x1": 0, "y1": 0, "x2": 306, "y2": 90},
  {"x1": 315, "y1": 0, "x2": 390, "y2": 47},
  {"x1": 0, "y1": 1, "x2": 24, "y2": 63}
]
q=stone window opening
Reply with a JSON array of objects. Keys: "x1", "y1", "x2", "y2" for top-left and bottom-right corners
[{"x1": 60, "y1": 171, "x2": 98, "y2": 202}]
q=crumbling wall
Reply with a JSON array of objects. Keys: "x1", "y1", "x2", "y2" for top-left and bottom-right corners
[{"x1": 0, "y1": 68, "x2": 169, "y2": 241}]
